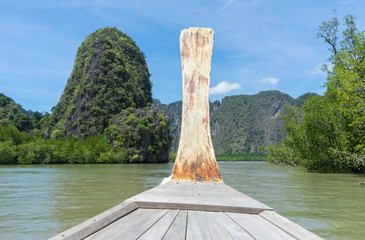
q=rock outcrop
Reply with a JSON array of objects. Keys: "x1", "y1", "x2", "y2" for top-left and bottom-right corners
[
  {"x1": 157, "y1": 91, "x2": 319, "y2": 155},
  {"x1": 49, "y1": 27, "x2": 152, "y2": 138}
]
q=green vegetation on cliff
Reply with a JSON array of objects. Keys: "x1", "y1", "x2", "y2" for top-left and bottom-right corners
[
  {"x1": 266, "y1": 14, "x2": 365, "y2": 173},
  {"x1": 0, "y1": 27, "x2": 171, "y2": 164},
  {"x1": 159, "y1": 91, "x2": 318, "y2": 155},
  {"x1": 0, "y1": 93, "x2": 44, "y2": 132},
  {"x1": 49, "y1": 27, "x2": 152, "y2": 138},
  {"x1": 211, "y1": 91, "x2": 293, "y2": 154},
  {"x1": 105, "y1": 106, "x2": 171, "y2": 163}
]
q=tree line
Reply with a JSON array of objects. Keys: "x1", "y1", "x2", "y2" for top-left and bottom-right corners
[{"x1": 0, "y1": 106, "x2": 171, "y2": 164}]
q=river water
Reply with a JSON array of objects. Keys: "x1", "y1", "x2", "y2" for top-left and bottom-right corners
[{"x1": 0, "y1": 162, "x2": 364, "y2": 240}]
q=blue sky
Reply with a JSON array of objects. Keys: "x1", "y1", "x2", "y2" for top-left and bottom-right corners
[{"x1": 1, "y1": 0, "x2": 365, "y2": 112}]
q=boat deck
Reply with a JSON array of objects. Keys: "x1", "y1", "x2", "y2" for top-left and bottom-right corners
[{"x1": 50, "y1": 181, "x2": 323, "y2": 240}]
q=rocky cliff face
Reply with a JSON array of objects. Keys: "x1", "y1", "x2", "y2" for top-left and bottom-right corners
[
  {"x1": 157, "y1": 90, "x2": 318, "y2": 154},
  {"x1": 165, "y1": 101, "x2": 183, "y2": 152},
  {"x1": 49, "y1": 27, "x2": 152, "y2": 138},
  {"x1": 211, "y1": 91, "x2": 293, "y2": 154}
]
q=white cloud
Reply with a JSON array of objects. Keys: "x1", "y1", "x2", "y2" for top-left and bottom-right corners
[
  {"x1": 261, "y1": 77, "x2": 279, "y2": 85},
  {"x1": 210, "y1": 81, "x2": 241, "y2": 94}
]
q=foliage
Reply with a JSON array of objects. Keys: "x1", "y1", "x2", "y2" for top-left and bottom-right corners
[
  {"x1": 0, "y1": 93, "x2": 33, "y2": 132},
  {"x1": 49, "y1": 27, "x2": 152, "y2": 138},
  {"x1": 168, "y1": 151, "x2": 177, "y2": 162},
  {"x1": 265, "y1": 143, "x2": 297, "y2": 166},
  {"x1": 152, "y1": 99, "x2": 169, "y2": 113},
  {"x1": 160, "y1": 91, "x2": 317, "y2": 154},
  {"x1": 215, "y1": 153, "x2": 267, "y2": 161},
  {"x1": 0, "y1": 124, "x2": 119, "y2": 164},
  {"x1": 0, "y1": 93, "x2": 49, "y2": 136},
  {"x1": 0, "y1": 106, "x2": 171, "y2": 165},
  {"x1": 167, "y1": 151, "x2": 266, "y2": 162},
  {"x1": 0, "y1": 141, "x2": 18, "y2": 164},
  {"x1": 105, "y1": 106, "x2": 171, "y2": 163},
  {"x1": 0, "y1": 27, "x2": 172, "y2": 165},
  {"x1": 266, "y1": 13, "x2": 365, "y2": 173}
]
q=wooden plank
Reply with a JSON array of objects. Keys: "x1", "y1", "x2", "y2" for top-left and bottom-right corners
[
  {"x1": 162, "y1": 210, "x2": 187, "y2": 240},
  {"x1": 226, "y1": 212, "x2": 297, "y2": 240},
  {"x1": 128, "y1": 181, "x2": 272, "y2": 214},
  {"x1": 134, "y1": 201, "x2": 266, "y2": 215},
  {"x1": 85, "y1": 208, "x2": 169, "y2": 240},
  {"x1": 200, "y1": 211, "x2": 234, "y2": 240},
  {"x1": 138, "y1": 210, "x2": 179, "y2": 240},
  {"x1": 49, "y1": 202, "x2": 138, "y2": 240},
  {"x1": 204, "y1": 211, "x2": 254, "y2": 240},
  {"x1": 259, "y1": 210, "x2": 323, "y2": 240},
  {"x1": 186, "y1": 211, "x2": 211, "y2": 240}
]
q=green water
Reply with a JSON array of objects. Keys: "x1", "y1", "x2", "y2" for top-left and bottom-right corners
[{"x1": 0, "y1": 162, "x2": 364, "y2": 240}]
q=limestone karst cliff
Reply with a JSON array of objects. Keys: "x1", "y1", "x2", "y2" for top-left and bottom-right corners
[{"x1": 156, "y1": 91, "x2": 318, "y2": 155}]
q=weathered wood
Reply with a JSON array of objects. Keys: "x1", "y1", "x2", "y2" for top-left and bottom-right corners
[
  {"x1": 85, "y1": 208, "x2": 168, "y2": 240},
  {"x1": 198, "y1": 211, "x2": 234, "y2": 240},
  {"x1": 259, "y1": 210, "x2": 324, "y2": 240},
  {"x1": 138, "y1": 210, "x2": 180, "y2": 240},
  {"x1": 226, "y1": 212, "x2": 297, "y2": 240},
  {"x1": 186, "y1": 211, "x2": 212, "y2": 240},
  {"x1": 205, "y1": 211, "x2": 254, "y2": 240},
  {"x1": 162, "y1": 210, "x2": 187, "y2": 240},
  {"x1": 172, "y1": 27, "x2": 222, "y2": 182},
  {"x1": 48, "y1": 202, "x2": 138, "y2": 240},
  {"x1": 127, "y1": 181, "x2": 272, "y2": 214},
  {"x1": 135, "y1": 201, "x2": 268, "y2": 215}
]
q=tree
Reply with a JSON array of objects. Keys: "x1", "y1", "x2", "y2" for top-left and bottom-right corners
[
  {"x1": 320, "y1": 14, "x2": 365, "y2": 154},
  {"x1": 267, "y1": 13, "x2": 365, "y2": 173}
]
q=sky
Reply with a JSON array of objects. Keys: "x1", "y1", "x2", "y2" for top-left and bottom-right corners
[{"x1": 1, "y1": 0, "x2": 365, "y2": 113}]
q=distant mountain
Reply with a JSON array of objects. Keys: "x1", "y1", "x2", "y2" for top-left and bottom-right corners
[
  {"x1": 156, "y1": 91, "x2": 318, "y2": 154},
  {"x1": 153, "y1": 99, "x2": 182, "y2": 153}
]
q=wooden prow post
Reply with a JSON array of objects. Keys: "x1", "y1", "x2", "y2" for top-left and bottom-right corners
[{"x1": 172, "y1": 27, "x2": 222, "y2": 182}]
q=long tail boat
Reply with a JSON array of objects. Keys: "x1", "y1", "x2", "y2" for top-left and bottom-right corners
[{"x1": 50, "y1": 27, "x2": 323, "y2": 240}]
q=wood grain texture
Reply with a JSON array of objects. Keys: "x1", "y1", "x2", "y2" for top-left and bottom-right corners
[
  {"x1": 48, "y1": 202, "x2": 138, "y2": 240},
  {"x1": 205, "y1": 211, "x2": 254, "y2": 240},
  {"x1": 197, "y1": 211, "x2": 234, "y2": 240},
  {"x1": 259, "y1": 210, "x2": 324, "y2": 240},
  {"x1": 162, "y1": 210, "x2": 188, "y2": 240},
  {"x1": 84, "y1": 208, "x2": 168, "y2": 240},
  {"x1": 172, "y1": 27, "x2": 222, "y2": 182},
  {"x1": 127, "y1": 181, "x2": 272, "y2": 214},
  {"x1": 138, "y1": 210, "x2": 180, "y2": 240},
  {"x1": 186, "y1": 211, "x2": 212, "y2": 240},
  {"x1": 226, "y1": 212, "x2": 297, "y2": 240}
]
